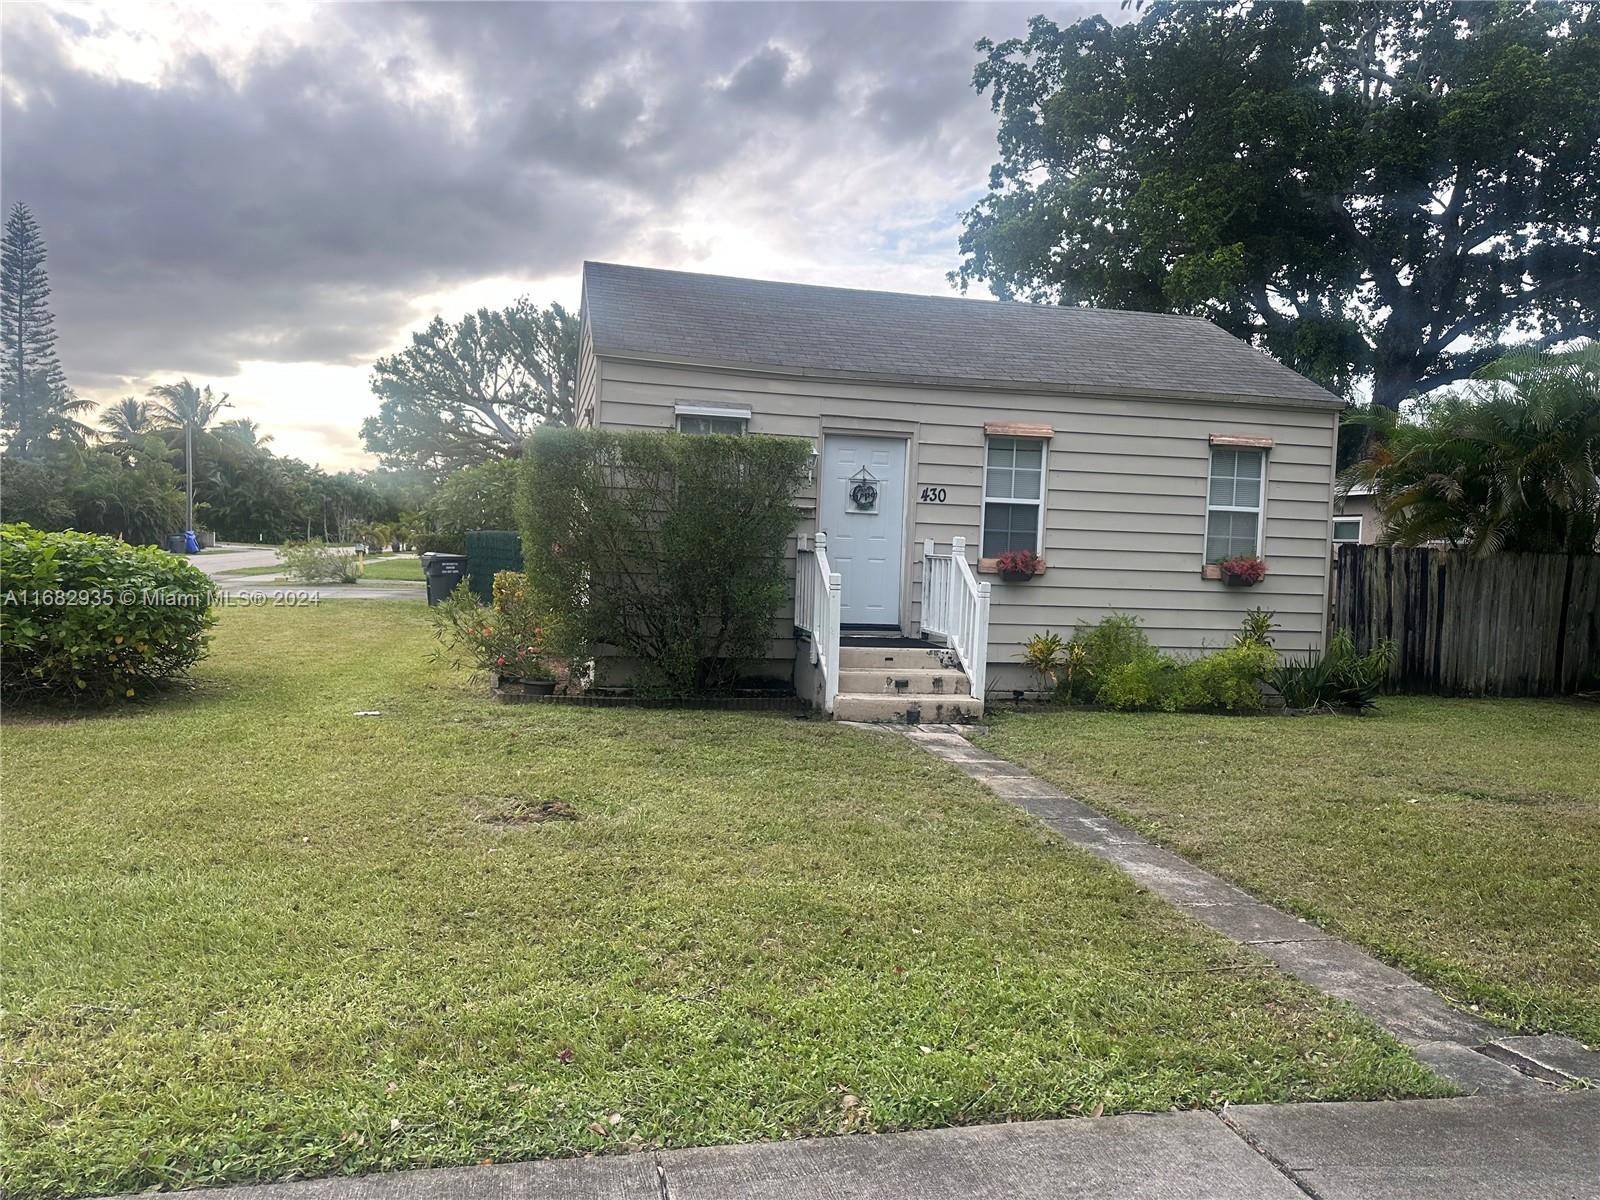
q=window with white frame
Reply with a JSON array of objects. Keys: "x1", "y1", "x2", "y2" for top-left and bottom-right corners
[
  {"x1": 676, "y1": 412, "x2": 747, "y2": 435},
  {"x1": 981, "y1": 436, "x2": 1045, "y2": 557},
  {"x1": 1205, "y1": 446, "x2": 1265, "y2": 560},
  {"x1": 1332, "y1": 516, "x2": 1362, "y2": 544},
  {"x1": 674, "y1": 403, "x2": 749, "y2": 435}
]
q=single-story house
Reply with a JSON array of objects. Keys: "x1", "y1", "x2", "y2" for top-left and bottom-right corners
[{"x1": 577, "y1": 262, "x2": 1346, "y2": 720}]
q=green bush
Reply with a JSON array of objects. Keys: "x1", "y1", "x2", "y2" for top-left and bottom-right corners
[
  {"x1": 1272, "y1": 630, "x2": 1396, "y2": 711},
  {"x1": 1054, "y1": 614, "x2": 1273, "y2": 711},
  {"x1": 280, "y1": 540, "x2": 360, "y2": 583},
  {"x1": 1060, "y1": 613, "x2": 1161, "y2": 701},
  {"x1": 1168, "y1": 643, "x2": 1277, "y2": 710},
  {"x1": 414, "y1": 533, "x2": 466, "y2": 555},
  {"x1": 1097, "y1": 654, "x2": 1177, "y2": 710},
  {"x1": 520, "y1": 427, "x2": 812, "y2": 694},
  {"x1": 0, "y1": 523, "x2": 217, "y2": 704},
  {"x1": 429, "y1": 573, "x2": 563, "y2": 681},
  {"x1": 422, "y1": 459, "x2": 520, "y2": 552}
]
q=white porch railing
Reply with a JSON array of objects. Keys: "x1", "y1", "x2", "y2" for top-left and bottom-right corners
[
  {"x1": 795, "y1": 532, "x2": 842, "y2": 713},
  {"x1": 920, "y1": 536, "x2": 991, "y2": 701}
]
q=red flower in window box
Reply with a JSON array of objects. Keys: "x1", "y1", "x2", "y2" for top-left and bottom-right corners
[
  {"x1": 1218, "y1": 555, "x2": 1268, "y2": 586},
  {"x1": 994, "y1": 549, "x2": 1044, "y2": 582}
]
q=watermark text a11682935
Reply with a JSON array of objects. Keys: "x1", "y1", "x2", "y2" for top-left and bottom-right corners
[{"x1": 2, "y1": 588, "x2": 321, "y2": 608}]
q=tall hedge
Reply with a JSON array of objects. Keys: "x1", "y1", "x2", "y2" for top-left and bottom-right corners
[
  {"x1": 1, "y1": 523, "x2": 218, "y2": 704},
  {"x1": 519, "y1": 428, "x2": 811, "y2": 694}
]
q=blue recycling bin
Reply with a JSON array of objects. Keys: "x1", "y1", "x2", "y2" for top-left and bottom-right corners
[{"x1": 184, "y1": 530, "x2": 201, "y2": 554}]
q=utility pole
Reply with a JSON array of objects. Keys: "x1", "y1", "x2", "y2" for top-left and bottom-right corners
[{"x1": 185, "y1": 421, "x2": 194, "y2": 532}]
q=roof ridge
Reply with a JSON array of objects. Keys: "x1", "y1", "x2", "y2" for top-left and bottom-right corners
[{"x1": 582, "y1": 260, "x2": 1214, "y2": 326}]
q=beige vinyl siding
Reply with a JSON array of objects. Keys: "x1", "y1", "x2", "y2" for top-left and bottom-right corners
[
  {"x1": 593, "y1": 356, "x2": 1338, "y2": 691},
  {"x1": 575, "y1": 314, "x2": 600, "y2": 427}
]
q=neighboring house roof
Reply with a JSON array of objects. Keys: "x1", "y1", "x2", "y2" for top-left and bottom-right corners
[{"x1": 582, "y1": 261, "x2": 1344, "y2": 409}]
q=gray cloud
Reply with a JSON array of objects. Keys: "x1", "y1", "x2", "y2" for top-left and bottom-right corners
[{"x1": 1, "y1": 1, "x2": 1111, "y2": 433}]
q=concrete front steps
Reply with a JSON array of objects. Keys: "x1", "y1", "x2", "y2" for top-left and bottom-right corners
[{"x1": 832, "y1": 644, "x2": 982, "y2": 723}]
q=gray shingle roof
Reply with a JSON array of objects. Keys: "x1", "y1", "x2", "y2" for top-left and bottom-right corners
[{"x1": 582, "y1": 262, "x2": 1343, "y2": 408}]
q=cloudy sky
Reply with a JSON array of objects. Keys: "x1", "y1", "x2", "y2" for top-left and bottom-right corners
[{"x1": 2, "y1": 1, "x2": 1116, "y2": 469}]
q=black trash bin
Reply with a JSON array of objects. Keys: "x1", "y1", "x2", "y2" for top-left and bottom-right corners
[
  {"x1": 166, "y1": 534, "x2": 186, "y2": 554},
  {"x1": 423, "y1": 553, "x2": 468, "y2": 606}
]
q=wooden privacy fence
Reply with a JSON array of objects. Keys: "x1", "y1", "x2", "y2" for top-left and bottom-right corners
[{"x1": 1331, "y1": 544, "x2": 1600, "y2": 695}]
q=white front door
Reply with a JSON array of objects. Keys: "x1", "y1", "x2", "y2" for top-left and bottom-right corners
[{"x1": 819, "y1": 434, "x2": 907, "y2": 626}]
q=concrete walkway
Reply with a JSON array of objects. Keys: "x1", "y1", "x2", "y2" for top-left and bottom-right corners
[
  {"x1": 896, "y1": 723, "x2": 1600, "y2": 1096},
  {"x1": 105, "y1": 1092, "x2": 1599, "y2": 1199}
]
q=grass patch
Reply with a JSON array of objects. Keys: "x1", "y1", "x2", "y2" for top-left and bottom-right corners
[
  {"x1": 217, "y1": 561, "x2": 285, "y2": 577},
  {"x1": 974, "y1": 700, "x2": 1600, "y2": 1044},
  {"x1": 2, "y1": 604, "x2": 1447, "y2": 1197},
  {"x1": 359, "y1": 556, "x2": 425, "y2": 582}
]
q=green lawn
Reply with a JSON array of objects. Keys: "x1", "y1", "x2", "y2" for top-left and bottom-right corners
[
  {"x1": 218, "y1": 557, "x2": 422, "y2": 582},
  {"x1": 359, "y1": 555, "x2": 425, "y2": 581},
  {"x1": 2, "y1": 605, "x2": 1447, "y2": 1197},
  {"x1": 975, "y1": 699, "x2": 1600, "y2": 1044}
]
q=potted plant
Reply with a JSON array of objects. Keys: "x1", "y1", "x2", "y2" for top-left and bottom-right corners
[
  {"x1": 1218, "y1": 555, "x2": 1268, "y2": 587},
  {"x1": 489, "y1": 633, "x2": 560, "y2": 700},
  {"x1": 995, "y1": 549, "x2": 1044, "y2": 582}
]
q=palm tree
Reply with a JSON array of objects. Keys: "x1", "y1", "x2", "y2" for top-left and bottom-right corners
[
  {"x1": 148, "y1": 379, "x2": 229, "y2": 533},
  {"x1": 99, "y1": 396, "x2": 154, "y2": 443},
  {"x1": 1346, "y1": 343, "x2": 1600, "y2": 556},
  {"x1": 215, "y1": 417, "x2": 271, "y2": 449}
]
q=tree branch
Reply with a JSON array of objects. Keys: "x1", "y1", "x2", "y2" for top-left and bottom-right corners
[{"x1": 1319, "y1": 196, "x2": 1404, "y2": 306}]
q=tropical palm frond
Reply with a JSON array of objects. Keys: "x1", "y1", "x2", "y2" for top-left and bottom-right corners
[{"x1": 1352, "y1": 342, "x2": 1600, "y2": 556}]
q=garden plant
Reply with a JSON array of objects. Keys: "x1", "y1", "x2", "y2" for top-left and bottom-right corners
[
  {"x1": 280, "y1": 539, "x2": 361, "y2": 584},
  {"x1": 0, "y1": 523, "x2": 217, "y2": 704}
]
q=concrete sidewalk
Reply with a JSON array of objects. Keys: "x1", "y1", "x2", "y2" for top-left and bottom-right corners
[{"x1": 107, "y1": 1092, "x2": 1599, "y2": 1200}]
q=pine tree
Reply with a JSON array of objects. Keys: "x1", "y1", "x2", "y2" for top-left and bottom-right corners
[{"x1": 1, "y1": 202, "x2": 89, "y2": 456}]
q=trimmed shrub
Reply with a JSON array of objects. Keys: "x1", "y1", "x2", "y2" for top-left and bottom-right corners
[
  {"x1": 0, "y1": 523, "x2": 217, "y2": 704},
  {"x1": 520, "y1": 427, "x2": 812, "y2": 694},
  {"x1": 281, "y1": 539, "x2": 360, "y2": 583}
]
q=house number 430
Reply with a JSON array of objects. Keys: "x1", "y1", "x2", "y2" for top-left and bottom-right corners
[{"x1": 919, "y1": 486, "x2": 948, "y2": 503}]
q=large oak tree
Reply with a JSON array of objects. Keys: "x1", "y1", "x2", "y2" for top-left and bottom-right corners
[{"x1": 956, "y1": 2, "x2": 1600, "y2": 408}]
